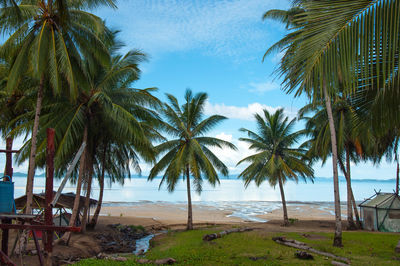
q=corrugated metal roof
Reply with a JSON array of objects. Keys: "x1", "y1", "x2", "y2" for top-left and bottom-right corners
[{"x1": 359, "y1": 193, "x2": 399, "y2": 208}]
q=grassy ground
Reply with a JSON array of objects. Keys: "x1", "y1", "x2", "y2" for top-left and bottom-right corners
[{"x1": 76, "y1": 227, "x2": 400, "y2": 265}]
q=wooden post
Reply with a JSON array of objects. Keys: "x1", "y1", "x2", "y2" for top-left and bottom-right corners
[
  {"x1": 5, "y1": 138, "x2": 13, "y2": 178},
  {"x1": 1, "y1": 138, "x2": 15, "y2": 256},
  {"x1": 44, "y1": 128, "x2": 55, "y2": 266},
  {"x1": 1, "y1": 219, "x2": 11, "y2": 256}
]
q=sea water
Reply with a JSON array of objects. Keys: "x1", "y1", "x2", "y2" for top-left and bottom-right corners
[
  {"x1": 12, "y1": 175, "x2": 396, "y2": 203},
  {"x1": 11, "y1": 175, "x2": 396, "y2": 222}
]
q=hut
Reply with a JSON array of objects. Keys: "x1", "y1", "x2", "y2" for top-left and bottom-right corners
[
  {"x1": 359, "y1": 192, "x2": 400, "y2": 232},
  {"x1": 14, "y1": 192, "x2": 97, "y2": 224}
]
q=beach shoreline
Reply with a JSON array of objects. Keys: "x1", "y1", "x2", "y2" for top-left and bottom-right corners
[{"x1": 99, "y1": 201, "x2": 346, "y2": 225}]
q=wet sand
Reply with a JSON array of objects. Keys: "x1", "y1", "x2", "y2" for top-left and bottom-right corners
[{"x1": 100, "y1": 201, "x2": 342, "y2": 225}]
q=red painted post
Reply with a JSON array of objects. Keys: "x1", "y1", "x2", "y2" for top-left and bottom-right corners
[
  {"x1": 45, "y1": 128, "x2": 55, "y2": 266},
  {"x1": 5, "y1": 138, "x2": 13, "y2": 178}
]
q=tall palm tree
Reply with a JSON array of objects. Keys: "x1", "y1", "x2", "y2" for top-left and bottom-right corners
[
  {"x1": 148, "y1": 90, "x2": 236, "y2": 230},
  {"x1": 237, "y1": 109, "x2": 314, "y2": 226},
  {"x1": 14, "y1": 36, "x2": 161, "y2": 235},
  {"x1": 0, "y1": 0, "x2": 116, "y2": 214},
  {"x1": 0, "y1": 49, "x2": 35, "y2": 150},
  {"x1": 299, "y1": 98, "x2": 370, "y2": 229},
  {"x1": 264, "y1": 0, "x2": 399, "y2": 246}
]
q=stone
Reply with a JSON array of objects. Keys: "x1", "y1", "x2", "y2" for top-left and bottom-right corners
[
  {"x1": 295, "y1": 250, "x2": 314, "y2": 260},
  {"x1": 154, "y1": 258, "x2": 177, "y2": 264},
  {"x1": 137, "y1": 258, "x2": 150, "y2": 264},
  {"x1": 112, "y1": 257, "x2": 128, "y2": 262}
]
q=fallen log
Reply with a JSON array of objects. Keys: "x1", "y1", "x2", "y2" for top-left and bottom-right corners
[
  {"x1": 331, "y1": 261, "x2": 350, "y2": 266},
  {"x1": 272, "y1": 237, "x2": 350, "y2": 264},
  {"x1": 202, "y1": 228, "x2": 253, "y2": 241}
]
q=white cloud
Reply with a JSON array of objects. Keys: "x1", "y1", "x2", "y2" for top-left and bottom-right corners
[
  {"x1": 204, "y1": 101, "x2": 296, "y2": 121},
  {"x1": 210, "y1": 132, "x2": 253, "y2": 174},
  {"x1": 248, "y1": 81, "x2": 280, "y2": 94},
  {"x1": 97, "y1": 0, "x2": 290, "y2": 59}
]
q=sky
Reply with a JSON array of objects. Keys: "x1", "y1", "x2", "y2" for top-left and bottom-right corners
[{"x1": 0, "y1": 0, "x2": 396, "y2": 180}]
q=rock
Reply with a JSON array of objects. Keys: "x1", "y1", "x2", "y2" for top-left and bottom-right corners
[
  {"x1": 96, "y1": 253, "x2": 107, "y2": 259},
  {"x1": 137, "y1": 258, "x2": 150, "y2": 264},
  {"x1": 136, "y1": 249, "x2": 145, "y2": 256},
  {"x1": 248, "y1": 256, "x2": 267, "y2": 261},
  {"x1": 295, "y1": 250, "x2": 314, "y2": 260},
  {"x1": 112, "y1": 257, "x2": 128, "y2": 262},
  {"x1": 154, "y1": 258, "x2": 177, "y2": 264}
]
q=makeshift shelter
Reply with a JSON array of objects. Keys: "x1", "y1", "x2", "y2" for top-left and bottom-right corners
[
  {"x1": 14, "y1": 192, "x2": 97, "y2": 224},
  {"x1": 359, "y1": 192, "x2": 400, "y2": 232}
]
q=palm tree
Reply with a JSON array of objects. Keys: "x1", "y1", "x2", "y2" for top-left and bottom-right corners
[
  {"x1": 264, "y1": 0, "x2": 399, "y2": 246},
  {"x1": 0, "y1": 0, "x2": 116, "y2": 214},
  {"x1": 299, "y1": 98, "x2": 370, "y2": 229},
  {"x1": 14, "y1": 34, "x2": 161, "y2": 235},
  {"x1": 0, "y1": 49, "x2": 35, "y2": 151},
  {"x1": 148, "y1": 90, "x2": 236, "y2": 230},
  {"x1": 237, "y1": 108, "x2": 314, "y2": 226}
]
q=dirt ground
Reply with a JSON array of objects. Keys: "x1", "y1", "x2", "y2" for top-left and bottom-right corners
[{"x1": 1, "y1": 215, "x2": 353, "y2": 266}]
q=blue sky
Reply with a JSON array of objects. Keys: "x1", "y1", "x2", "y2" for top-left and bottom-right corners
[{"x1": 0, "y1": 0, "x2": 396, "y2": 180}]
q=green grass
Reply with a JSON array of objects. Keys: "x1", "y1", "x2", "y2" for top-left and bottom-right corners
[{"x1": 76, "y1": 228, "x2": 400, "y2": 265}]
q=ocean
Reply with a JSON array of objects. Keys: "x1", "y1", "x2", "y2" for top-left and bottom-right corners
[
  {"x1": 10, "y1": 175, "x2": 396, "y2": 222},
  {"x1": 11, "y1": 175, "x2": 396, "y2": 203}
]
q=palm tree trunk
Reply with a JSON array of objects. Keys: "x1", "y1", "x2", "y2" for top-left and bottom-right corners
[
  {"x1": 278, "y1": 177, "x2": 289, "y2": 226},
  {"x1": 25, "y1": 78, "x2": 44, "y2": 214},
  {"x1": 323, "y1": 82, "x2": 342, "y2": 247},
  {"x1": 63, "y1": 126, "x2": 87, "y2": 244},
  {"x1": 345, "y1": 146, "x2": 356, "y2": 230},
  {"x1": 186, "y1": 165, "x2": 193, "y2": 230},
  {"x1": 88, "y1": 145, "x2": 107, "y2": 228},
  {"x1": 338, "y1": 157, "x2": 361, "y2": 228},
  {"x1": 396, "y1": 156, "x2": 399, "y2": 195},
  {"x1": 80, "y1": 155, "x2": 94, "y2": 233},
  {"x1": 4, "y1": 137, "x2": 13, "y2": 177},
  {"x1": 351, "y1": 188, "x2": 362, "y2": 228}
]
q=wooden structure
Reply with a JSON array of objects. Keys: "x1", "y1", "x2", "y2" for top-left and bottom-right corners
[
  {"x1": 0, "y1": 129, "x2": 81, "y2": 266},
  {"x1": 14, "y1": 192, "x2": 97, "y2": 225},
  {"x1": 359, "y1": 192, "x2": 400, "y2": 232}
]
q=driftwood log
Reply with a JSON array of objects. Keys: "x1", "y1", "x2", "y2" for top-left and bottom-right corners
[
  {"x1": 331, "y1": 261, "x2": 350, "y2": 266},
  {"x1": 272, "y1": 237, "x2": 350, "y2": 265},
  {"x1": 202, "y1": 228, "x2": 253, "y2": 241}
]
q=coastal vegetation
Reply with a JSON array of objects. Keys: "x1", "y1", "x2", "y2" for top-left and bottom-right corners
[
  {"x1": 264, "y1": 0, "x2": 399, "y2": 246},
  {"x1": 0, "y1": 0, "x2": 398, "y2": 263},
  {"x1": 76, "y1": 227, "x2": 400, "y2": 265},
  {"x1": 237, "y1": 108, "x2": 314, "y2": 226},
  {"x1": 148, "y1": 90, "x2": 236, "y2": 230}
]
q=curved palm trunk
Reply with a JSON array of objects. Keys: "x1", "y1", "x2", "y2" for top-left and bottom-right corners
[
  {"x1": 63, "y1": 126, "x2": 87, "y2": 244},
  {"x1": 338, "y1": 157, "x2": 361, "y2": 228},
  {"x1": 88, "y1": 146, "x2": 107, "y2": 228},
  {"x1": 351, "y1": 188, "x2": 362, "y2": 228},
  {"x1": 186, "y1": 165, "x2": 193, "y2": 230},
  {"x1": 25, "y1": 78, "x2": 44, "y2": 214},
  {"x1": 345, "y1": 146, "x2": 356, "y2": 230},
  {"x1": 323, "y1": 82, "x2": 342, "y2": 247},
  {"x1": 81, "y1": 156, "x2": 94, "y2": 233},
  {"x1": 278, "y1": 177, "x2": 289, "y2": 226}
]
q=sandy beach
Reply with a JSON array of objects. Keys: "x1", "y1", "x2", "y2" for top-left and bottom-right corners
[{"x1": 100, "y1": 201, "x2": 342, "y2": 225}]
